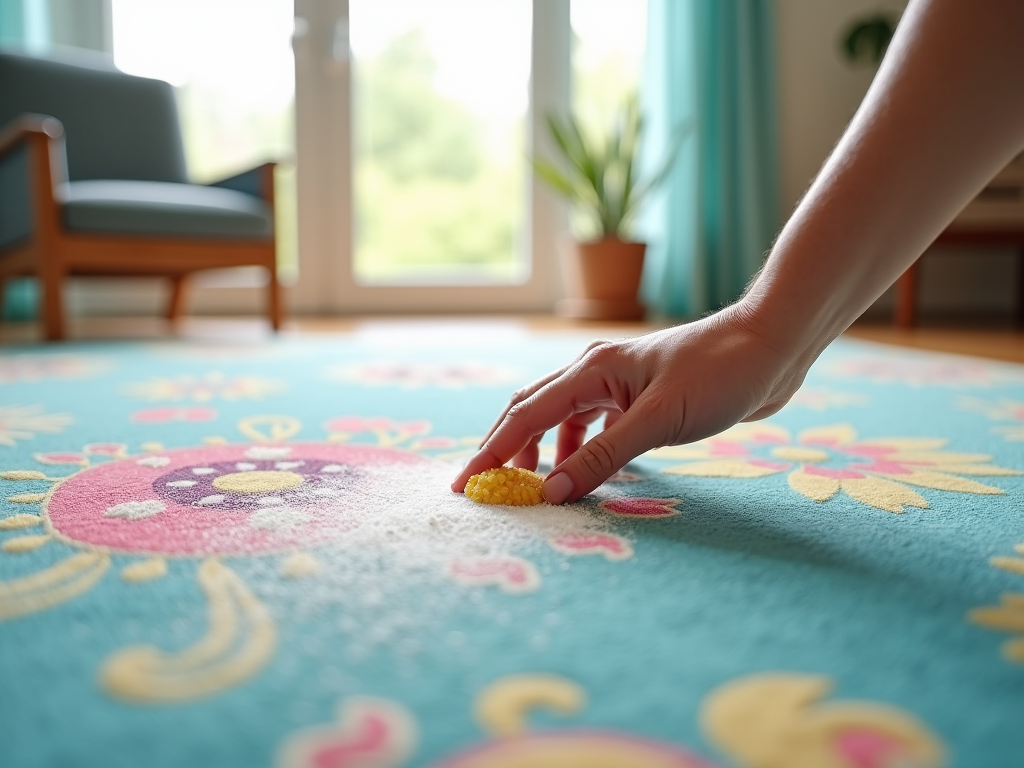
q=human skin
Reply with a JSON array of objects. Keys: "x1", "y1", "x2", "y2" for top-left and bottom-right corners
[{"x1": 452, "y1": 0, "x2": 1024, "y2": 504}]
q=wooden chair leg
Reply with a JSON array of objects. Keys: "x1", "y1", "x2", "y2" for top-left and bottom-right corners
[
  {"x1": 167, "y1": 274, "x2": 189, "y2": 323},
  {"x1": 39, "y1": 259, "x2": 65, "y2": 342},
  {"x1": 895, "y1": 259, "x2": 920, "y2": 329},
  {"x1": 267, "y1": 260, "x2": 283, "y2": 332}
]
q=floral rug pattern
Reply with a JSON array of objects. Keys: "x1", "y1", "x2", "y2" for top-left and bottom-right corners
[{"x1": 0, "y1": 336, "x2": 1021, "y2": 766}]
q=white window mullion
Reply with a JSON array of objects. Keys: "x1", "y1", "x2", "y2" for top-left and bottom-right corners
[
  {"x1": 292, "y1": 0, "x2": 352, "y2": 314},
  {"x1": 292, "y1": 0, "x2": 570, "y2": 315}
]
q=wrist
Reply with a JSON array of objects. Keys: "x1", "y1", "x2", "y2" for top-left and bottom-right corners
[{"x1": 727, "y1": 288, "x2": 835, "y2": 378}]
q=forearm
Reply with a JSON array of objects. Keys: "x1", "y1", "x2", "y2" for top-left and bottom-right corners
[{"x1": 742, "y1": 0, "x2": 1024, "y2": 362}]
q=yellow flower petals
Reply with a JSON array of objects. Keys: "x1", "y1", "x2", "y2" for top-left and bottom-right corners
[
  {"x1": 475, "y1": 674, "x2": 585, "y2": 737},
  {"x1": 7, "y1": 493, "x2": 47, "y2": 504},
  {"x1": 0, "y1": 514, "x2": 43, "y2": 530},
  {"x1": 894, "y1": 451, "x2": 991, "y2": 465},
  {"x1": 1005, "y1": 637, "x2": 1024, "y2": 663},
  {"x1": 121, "y1": 558, "x2": 168, "y2": 583},
  {"x1": 772, "y1": 446, "x2": 830, "y2": 464},
  {"x1": 992, "y1": 557, "x2": 1024, "y2": 576},
  {"x1": 720, "y1": 422, "x2": 792, "y2": 443},
  {"x1": 0, "y1": 470, "x2": 48, "y2": 481},
  {"x1": 857, "y1": 438, "x2": 948, "y2": 451},
  {"x1": 891, "y1": 470, "x2": 1003, "y2": 495},
  {"x1": 645, "y1": 445, "x2": 708, "y2": 460},
  {"x1": 788, "y1": 469, "x2": 840, "y2": 503},
  {"x1": 927, "y1": 463, "x2": 1021, "y2": 477},
  {"x1": 465, "y1": 468, "x2": 545, "y2": 506},
  {"x1": 664, "y1": 460, "x2": 783, "y2": 479},
  {"x1": 970, "y1": 598, "x2": 1024, "y2": 633},
  {"x1": 798, "y1": 423, "x2": 857, "y2": 447},
  {"x1": 841, "y1": 476, "x2": 928, "y2": 514},
  {"x1": 2, "y1": 534, "x2": 52, "y2": 553},
  {"x1": 281, "y1": 552, "x2": 322, "y2": 579}
]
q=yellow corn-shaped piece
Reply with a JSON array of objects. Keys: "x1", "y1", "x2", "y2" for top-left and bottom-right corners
[{"x1": 465, "y1": 467, "x2": 545, "y2": 506}]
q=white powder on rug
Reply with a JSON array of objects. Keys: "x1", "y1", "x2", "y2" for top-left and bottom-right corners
[{"x1": 251, "y1": 459, "x2": 625, "y2": 664}]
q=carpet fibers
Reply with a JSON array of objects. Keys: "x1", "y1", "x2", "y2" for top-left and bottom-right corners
[{"x1": 0, "y1": 328, "x2": 1022, "y2": 767}]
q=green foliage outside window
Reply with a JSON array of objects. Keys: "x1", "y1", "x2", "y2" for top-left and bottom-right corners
[{"x1": 353, "y1": 31, "x2": 525, "y2": 283}]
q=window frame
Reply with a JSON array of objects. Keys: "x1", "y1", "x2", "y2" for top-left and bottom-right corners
[{"x1": 289, "y1": 0, "x2": 571, "y2": 315}]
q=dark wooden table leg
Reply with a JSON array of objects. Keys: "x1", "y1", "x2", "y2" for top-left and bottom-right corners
[
  {"x1": 895, "y1": 259, "x2": 920, "y2": 329},
  {"x1": 1016, "y1": 246, "x2": 1024, "y2": 329},
  {"x1": 166, "y1": 274, "x2": 189, "y2": 323}
]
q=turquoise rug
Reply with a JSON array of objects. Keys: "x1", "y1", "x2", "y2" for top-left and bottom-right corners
[{"x1": 1, "y1": 328, "x2": 1023, "y2": 767}]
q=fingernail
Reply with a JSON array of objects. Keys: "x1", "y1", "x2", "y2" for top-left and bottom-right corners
[{"x1": 544, "y1": 473, "x2": 574, "y2": 505}]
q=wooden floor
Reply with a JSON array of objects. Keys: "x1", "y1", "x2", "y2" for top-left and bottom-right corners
[{"x1": 1, "y1": 314, "x2": 1023, "y2": 364}]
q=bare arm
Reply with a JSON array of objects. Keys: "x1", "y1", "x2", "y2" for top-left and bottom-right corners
[
  {"x1": 746, "y1": 0, "x2": 1024, "y2": 373},
  {"x1": 453, "y1": 0, "x2": 1024, "y2": 503}
]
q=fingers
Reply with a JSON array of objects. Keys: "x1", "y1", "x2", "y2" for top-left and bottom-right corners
[
  {"x1": 543, "y1": 402, "x2": 655, "y2": 504},
  {"x1": 478, "y1": 339, "x2": 612, "y2": 448},
  {"x1": 511, "y1": 433, "x2": 542, "y2": 471},
  {"x1": 451, "y1": 361, "x2": 616, "y2": 493},
  {"x1": 554, "y1": 408, "x2": 608, "y2": 468}
]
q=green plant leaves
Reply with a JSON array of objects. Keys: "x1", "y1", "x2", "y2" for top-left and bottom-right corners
[{"x1": 533, "y1": 91, "x2": 689, "y2": 239}]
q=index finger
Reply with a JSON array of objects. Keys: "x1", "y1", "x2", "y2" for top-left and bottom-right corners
[
  {"x1": 477, "y1": 339, "x2": 612, "y2": 449},
  {"x1": 450, "y1": 366, "x2": 612, "y2": 492}
]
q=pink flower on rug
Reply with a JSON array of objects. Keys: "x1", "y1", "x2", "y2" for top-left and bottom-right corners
[
  {"x1": 84, "y1": 443, "x2": 128, "y2": 458},
  {"x1": 33, "y1": 450, "x2": 88, "y2": 465},
  {"x1": 434, "y1": 732, "x2": 721, "y2": 768},
  {"x1": 131, "y1": 407, "x2": 218, "y2": 423},
  {"x1": 324, "y1": 417, "x2": 433, "y2": 449},
  {"x1": 0, "y1": 354, "x2": 105, "y2": 383},
  {"x1": 44, "y1": 443, "x2": 426, "y2": 556},
  {"x1": 324, "y1": 416, "x2": 429, "y2": 435},
  {"x1": 605, "y1": 469, "x2": 642, "y2": 483},
  {"x1": 124, "y1": 372, "x2": 283, "y2": 402},
  {"x1": 787, "y1": 387, "x2": 867, "y2": 411},
  {"x1": 650, "y1": 422, "x2": 1019, "y2": 513},
  {"x1": 828, "y1": 356, "x2": 1024, "y2": 388},
  {"x1": 957, "y1": 396, "x2": 1024, "y2": 442},
  {"x1": 549, "y1": 532, "x2": 633, "y2": 560},
  {"x1": 446, "y1": 556, "x2": 540, "y2": 594},
  {"x1": 409, "y1": 436, "x2": 458, "y2": 450},
  {"x1": 600, "y1": 497, "x2": 682, "y2": 518},
  {"x1": 276, "y1": 697, "x2": 416, "y2": 768},
  {"x1": 326, "y1": 362, "x2": 518, "y2": 390}
]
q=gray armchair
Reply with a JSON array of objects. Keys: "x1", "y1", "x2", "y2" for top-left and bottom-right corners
[{"x1": 0, "y1": 50, "x2": 283, "y2": 340}]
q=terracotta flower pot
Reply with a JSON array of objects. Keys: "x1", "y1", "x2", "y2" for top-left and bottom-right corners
[{"x1": 556, "y1": 237, "x2": 647, "y2": 320}]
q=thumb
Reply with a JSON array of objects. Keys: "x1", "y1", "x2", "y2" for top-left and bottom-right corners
[{"x1": 542, "y1": 404, "x2": 655, "y2": 504}]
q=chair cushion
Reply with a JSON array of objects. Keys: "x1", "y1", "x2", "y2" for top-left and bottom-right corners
[{"x1": 60, "y1": 180, "x2": 272, "y2": 240}]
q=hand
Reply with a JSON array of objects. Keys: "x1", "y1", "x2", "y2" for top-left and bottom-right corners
[{"x1": 451, "y1": 302, "x2": 812, "y2": 504}]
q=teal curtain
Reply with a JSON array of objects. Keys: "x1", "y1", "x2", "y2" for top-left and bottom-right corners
[
  {"x1": 0, "y1": 0, "x2": 47, "y2": 321},
  {"x1": 639, "y1": 0, "x2": 781, "y2": 319},
  {"x1": 0, "y1": 0, "x2": 107, "y2": 322}
]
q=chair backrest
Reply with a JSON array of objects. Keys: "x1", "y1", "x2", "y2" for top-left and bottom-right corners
[{"x1": 0, "y1": 50, "x2": 188, "y2": 183}]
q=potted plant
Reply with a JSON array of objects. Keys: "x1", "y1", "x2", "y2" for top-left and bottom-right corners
[{"x1": 533, "y1": 94, "x2": 683, "y2": 320}]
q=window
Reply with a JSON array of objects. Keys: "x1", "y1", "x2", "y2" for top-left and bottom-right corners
[
  {"x1": 350, "y1": 1, "x2": 532, "y2": 286},
  {"x1": 571, "y1": 0, "x2": 649, "y2": 240},
  {"x1": 108, "y1": 0, "x2": 648, "y2": 314},
  {"x1": 111, "y1": 0, "x2": 298, "y2": 279}
]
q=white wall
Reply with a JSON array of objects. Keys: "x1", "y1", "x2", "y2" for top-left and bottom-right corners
[{"x1": 773, "y1": 0, "x2": 1018, "y2": 321}]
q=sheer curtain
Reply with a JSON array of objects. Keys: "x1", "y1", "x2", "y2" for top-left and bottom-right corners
[{"x1": 640, "y1": 0, "x2": 781, "y2": 319}]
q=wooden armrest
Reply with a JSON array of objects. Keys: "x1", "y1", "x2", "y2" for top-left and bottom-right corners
[
  {"x1": 207, "y1": 161, "x2": 278, "y2": 203},
  {"x1": 0, "y1": 113, "x2": 67, "y2": 259},
  {"x1": 0, "y1": 114, "x2": 64, "y2": 157}
]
